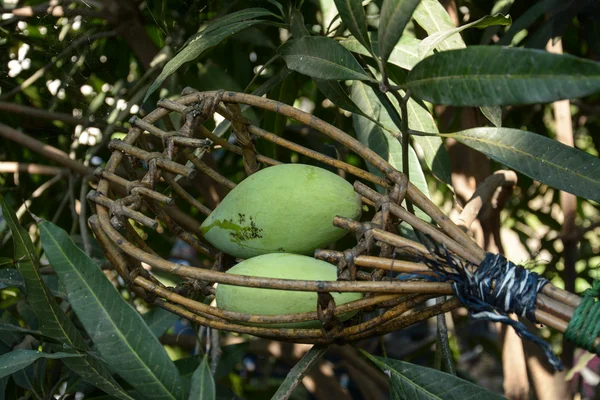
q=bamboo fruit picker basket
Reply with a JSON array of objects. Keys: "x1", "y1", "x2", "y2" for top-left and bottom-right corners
[{"x1": 87, "y1": 89, "x2": 594, "y2": 370}]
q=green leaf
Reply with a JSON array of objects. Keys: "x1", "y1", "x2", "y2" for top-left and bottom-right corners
[
  {"x1": 361, "y1": 351, "x2": 505, "y2": 399},
  {"x1": 272, "y1": 346, "x2": 328, "y2": 399},
  {"x1": 0, "y1": 321, "x2": 61, "y2": 345},
  {"x1": 350, "y1": 81, "x2": 432, "y2": 221},
  {"x1": 413, "y1": 0, "x2": 464, "y2": 51},
  {"x1": 215, "y1": 342, "x2": 250, "y2": 379},
  {"x1": 480, "y1": 105, "x2": 502, "y2": 128},
  {"x1": 143, "y1": 307, "x2": 179, "y2": 338},
  {"x1": 406, "y1": 99, "x2": 452, "y2": 185},
  {"x1": 334, "y1": 0, "x2": 372, "y2": 57},
  {"x1": 407, "y1": 46, "x2": 600, "y2": 106},
  {"x1": 0, "y1": 258, "x2": 12, "y2": 268},
  {"x1": 278, "y1": 36, "x2": 374, "y2": 81},
  {"x1": 412, "y1": 0, "x2": 501, "y2": 122},
  {"x1": 146, "y1": 18, "x2": 266, "y2": 101},
  {"x1": 290, "y1": 9, "x2": 310, "y2": 38},
  {"x1": 39, "y1": 220, "x2": 186, "y2": 400},
  {"x1": 0, "y1": 350, "x2": 81, "y2": 379},
  {"x1": 189, "y1": 355, "x2": 215, "y2": 400},
  {"x1": 378, "y1": 0, "x2": 421, "y2": 64},
  {"x1": 443, "y1": 127, "x2": 600, "y2": 202},
  {"x1": 0, "y1": 197, "x2": 133, "y2": 400},
  {"x1": 417, "y1": 14, "x2": 511, "y2": 59},
  {"x1": 341, "y1": 33, "x2": 421, "y2": 70}
]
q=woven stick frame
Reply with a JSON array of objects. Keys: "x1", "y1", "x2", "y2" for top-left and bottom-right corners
[{"x1": 90, "y1": 90, "x2": 580, "y2": 344}]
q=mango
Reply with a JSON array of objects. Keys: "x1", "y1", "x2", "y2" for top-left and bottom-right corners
[
  {"x1": 216, "y1": 253, "x2": 363, "y2": 328},
  {"x1": 200, "y1": 164, "x2": 362, "y2": 259}
]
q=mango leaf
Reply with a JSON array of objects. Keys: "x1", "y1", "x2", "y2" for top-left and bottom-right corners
[
  {"x1": 0, "y1": 350, "x2": 81, "y2": 379},
  {"x1": 413, "y1": 0, "x2": 464, "y2": 51},
  {"x1": 378, "y1": 0, "x2": 422, "y2": 64},
  {"x1": 418, "y1": 14, "x2": 511, "y2": 59},
  {"x1": 406, "y1": 46, "x2": 600, "y2": 106},
  {"x1": 189, "y1": 355, "x2": 215, "y2": 400},
  {"x1": 145, "y1": 9, "x2": 273, "y2": 101},
  {"x1": 412, "y1": 0, "x2": 502, "y2": 123},
  {"x1": 272, "y1": 346, "x2": 328, "y2": 399},
  {"x1": 0, "y1": 258, "x2": 12, "y2": 268},
  {"x1": 39, "y1": 220, "x2": 187, "y2": 400},
  {"x1": 480, "y1": 105, "x2": 502, "y2": 128},
  {"x1": 334, "y1": 0, "x2": 372, "y2": 56},
  {"x1": 350, "y1": 81, "x2": 432, "y2": 221},
  {"x1": 405, "y1": 99, "x2": 452, "y2": 185},
  {"x1": 290, "y1": 8, "x2": 310, "y2": 38},
  {"x1": 443, "y1": 127, "x2": 600, "y2": 202},
  {"x1": 341, "y1": 33, "x2": 421, "y2": 70},
  {"x1": 362, "y1": 351, "x2": 505, "y2": 399},
  {"x1": 143, "y1": 307, "x2": 179, "y2": 338},
  {"x1": 278, "y1": 36, "x2": 374, "y2": 81},
  {"x1": 0, "y1": 197, "x2": 133, "y2": 400}
]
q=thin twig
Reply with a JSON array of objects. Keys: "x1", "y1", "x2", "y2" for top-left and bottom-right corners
[
  {"x1": 271, "y1": 345, "x2": 329, "y2": 400},
  {"x1": 79, "y1": 176, "x2": 92, "y2": 256}
]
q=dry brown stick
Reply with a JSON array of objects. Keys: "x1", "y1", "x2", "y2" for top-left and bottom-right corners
[
  {"x1": 0, "y1": 123, "x2": 94, "y2": 176},
  {"x1": 0, "y1": 102, "x2": 107, "y2": 128},
  {"x1": 135, "y1": 275, "x2": 403, "y2": 324},
  {"x1": 354, "y1": 181, "x2": 482, "y2": 264},
  {"x1": 455, "y1": 170, "x2": 518, "y2": 230},
  {"x1": 161, "y1": 172, "x2": 212, "y2": 216},
  {"x1": 0, "y1": 162, "x2": 64, "y2": 176}
]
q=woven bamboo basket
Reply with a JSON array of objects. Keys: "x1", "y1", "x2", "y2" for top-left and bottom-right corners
[{"x1": 88, "y1": 89, "x2": 581, "y2": 346}]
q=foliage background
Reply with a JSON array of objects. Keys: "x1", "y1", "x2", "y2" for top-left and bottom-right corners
[{"x1": 0, "y1": 0, "x2": 599, "y2": 399}]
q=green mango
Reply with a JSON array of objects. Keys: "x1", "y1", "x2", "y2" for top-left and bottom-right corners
[
  {"x1": 216, "y1": 253, "x2": 363, "y2": 328},
  {"x1": 200, "y1": 164, "x2": 362, "y2": 258}
]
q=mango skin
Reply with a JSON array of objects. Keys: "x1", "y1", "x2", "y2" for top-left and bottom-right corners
[
  {"x1": 216, "y1": 253, "x2": 363, "y2": 328},
  {"x1": 200, "y1": 164, "x2": 362, "y2": 259}
]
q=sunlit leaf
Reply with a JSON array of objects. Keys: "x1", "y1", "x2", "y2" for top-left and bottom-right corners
[
  {"x1": 418, "y1": 14, "x2": 511, "y2": 59},
  {"x1": 39, "y1": 220, "x2": 186, "y2": 400},
  {"x1": 480, "y1": 105, "x2": 502, "y2": 127},
  {"x1": 278, "y1": 36, "x2": 374, "y2": 81},
  {"x1": 378, "y1": 0, "x2": 422, "y2": 63},
  {"x1": 413, "y1": 0, "x2": 464, "y2": 51},
  {"x1": 341, "y1": 33, "x2": 421, "y2": 70},
  {"x1": 443, "y1": 127, "x2": 600, "y2": 202},
  {"x1": 362, "y1": 351, "x2": 505, "y2": 399},
  {"x1": 351, "y1": 81, "x2": 432, "y2": 221}
]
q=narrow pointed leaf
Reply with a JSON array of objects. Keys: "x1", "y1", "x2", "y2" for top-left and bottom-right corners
[
  {"x1": 189, "y1": 355, "x2": 215, "y2": 400},
  {"x1": 0, "y1": 198, "x2": 133, "y2": 400},
  {"x1": 39, "y1": 220, "x2": 186, "y2": 400},
  {"x1": 480, "y1": 105, "x2": 502, "y2": 127},
  {"x1": 498, "y1": 0, "x2": 562, "y2": 46},
  {"x1": 362, "y1": 351, "x2": 505, "y2": 399},
  {"x1": 334, "y1": 0, "x2": 372, "y2": 56},
  {"x1": 405, "y1": 99, "x2": 451, "y2": 185},
  {"x1": 278, "y1": 36, "x2": 374, "y2": 81},
  {"x1": 350, "y1": 82, "x2": 432, "y2": 221},
  {"x1": 378, "y1": 0, "x2": 422, "y2": 63},
  {"x1": 443, "y1": 127, "x2": 600, "y2": 202},
  {"x1": 146, "y1": 17, "x2": 267, "y2": 101},
  {"x1": 418, "y1": 14, "x2": 511, "y2": 59},
  {"x1": 412, "y1": 0, "x2": 501, "y2": 122},
  {"x1": 272, "y1": 346, "x2": 328, "y2": 399},
  {"x1": 0, "y1": 350, "x2": 81, "y2": 379},
  {"x1": 341, "y1": 33, "x2": 421, "y2": 70},
  {"x1": 290, "y1": 9, "x2": 310, "y2": 38},
  {"x1": 407, "y1": 46, "x2": 600, "y2": 106},
  {"x1": 143, "y1": 308, "x2": 179, "y2": 338}
]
